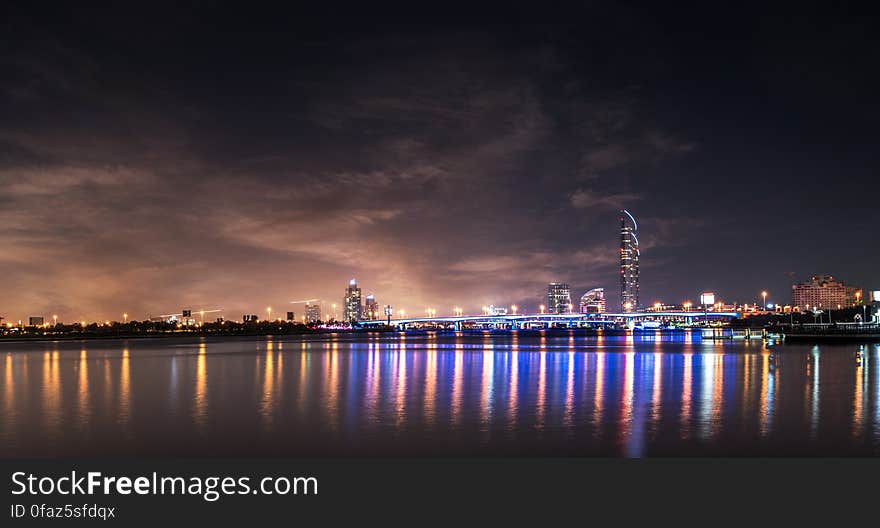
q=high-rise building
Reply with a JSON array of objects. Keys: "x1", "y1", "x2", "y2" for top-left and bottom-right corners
[
  {"x1": 619, "y1": 209, "x2": 640, "y2": 312},
  {"x1": 547, "y1": 283, "x2": 572, "y2": 314},
  {"x1": 364, "y1": 294, "x2": 380, "y2": 321},
  {"x1": 343, "y1": 278, "x2": 363, "y2": 323},
  {"x1": 579, "y1": 288, "x2": 606, "y2": 313},
  {"x1": 791, "y1": 275, "x2": 862, "y2": 310},
  {"x1": 305, "y1": 303, "x2": 321, "y2": 324}
]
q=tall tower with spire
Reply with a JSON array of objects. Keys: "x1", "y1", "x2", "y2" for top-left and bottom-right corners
[{"x1": 619, "y1": 210, "x2": 640, "y2": 312}]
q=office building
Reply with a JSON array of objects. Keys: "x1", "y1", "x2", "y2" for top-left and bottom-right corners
[{"x1": 547, "y1": 283, "x2": 572, "y2": 314}]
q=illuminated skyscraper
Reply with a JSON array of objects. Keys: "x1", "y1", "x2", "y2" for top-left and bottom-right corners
[
  {"x1": 343, "y1": 279, "x2": 363, "y2": 323},
  {"x1": 619, "y1": 209, "x2": 640, "y2": 312},
  {"x1": 305, "y1": 303, "x2": 321, "y2": 324},
  {"x1": 364, "y1": 294, "x2": 380, "y2": 321},
  {"x1": 547, "y1": 283, "x2": 572, "y2": 314},
  {"x1": 579, "y1": 288, "x2": 606, "y2": 313}
]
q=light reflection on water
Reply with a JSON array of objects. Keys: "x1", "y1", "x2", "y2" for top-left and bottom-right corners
[{"x1": 0, "y1": 333, "x2": 879, "y2": 457}]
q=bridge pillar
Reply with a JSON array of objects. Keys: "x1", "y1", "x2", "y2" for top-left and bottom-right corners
[
  {"x1": 398, "y1": 323, "x2": 407, "y2": 331},
  {"x1": 454, "y1": 321, "x2": 462, "y2": 331}
]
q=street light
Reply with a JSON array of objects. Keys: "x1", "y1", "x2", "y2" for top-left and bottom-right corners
[
  {"x1": 856, "y1": 291, "x2": 866, "y2": 323},
  {"x1": 539, "y1": 305, "x2": 545, "y2": 314},
  {"x1": 761, "y1": 291, "x2": 767, "y2": 310},
  {"x1": 123, "y1": 313, "x2": 128, "y2": 323},
  {"x1": 511, "y1": 304, "x2": 518, "y2": 315},
  {"x1": 683, "y1": 301, "x2": 692, "y2": 312},
  {"x1": 266, "y1": 307, "x2": 272, "y2": 321},
  {"x1": 654, "y1": 302, "x2": 661, "y2": 312},
  {"x1": 53, "y1": 314, "x2": 58, "y2": 326}
]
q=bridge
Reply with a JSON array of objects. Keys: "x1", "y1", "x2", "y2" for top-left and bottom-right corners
[{"x1": 358, "y1": 311, "x2": 739, "y2": 331}]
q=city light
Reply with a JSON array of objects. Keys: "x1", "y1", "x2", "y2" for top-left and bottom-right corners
[
  {"x1": 511, "y1": 304, "x2": 518, "y2": 315},
  {"x1": 539, "y1": 305, "x2": 545, "y2": 314},
  {"x1": 683, "y1": 301, "x2": 692, "y2": 311}
]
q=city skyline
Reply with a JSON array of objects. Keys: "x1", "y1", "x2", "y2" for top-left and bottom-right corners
[
  {"x1": 1, "y1": 5, "x2": 878, "y2": 322},
  {"x1": 1, "y1": 201, "x2": 871, "y2": 323}
]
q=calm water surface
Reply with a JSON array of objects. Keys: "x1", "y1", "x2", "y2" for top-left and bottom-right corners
[{"x1": 2, "y1": 332, "x2": 879, "y2": 457}]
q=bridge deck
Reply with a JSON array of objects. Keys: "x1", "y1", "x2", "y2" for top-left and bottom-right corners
[{"x1": 359, "y1": 311, "x2": 739, "y2": 326}]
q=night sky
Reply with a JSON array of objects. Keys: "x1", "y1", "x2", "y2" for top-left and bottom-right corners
[{"x1": 2, "y1": 4, "x2": 878, "y2": 322}]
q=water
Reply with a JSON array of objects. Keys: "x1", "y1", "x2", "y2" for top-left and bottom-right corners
[{"x1": 1, "y1": 332, "x2": 878, "y2": 457}]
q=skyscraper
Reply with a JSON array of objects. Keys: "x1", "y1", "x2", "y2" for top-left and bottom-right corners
[
  {"x1": 619, "y1": 209, "x2": 640, "y2": 312},
  {"x1": 305, "y1": 303, "x2": 321, "y2": 324},
  {"x1": 579, "y1": 288, "x2": 606, "y2": 313},
  {"x1": 343, "y1": 279, "x2": 363, "y2": 323},
  {"x1": 547, "y1": 283, "x2": 572, "y2": 314},
  {"x1": 364, "y1": 294, "x2": 380, "y2": 321}
]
